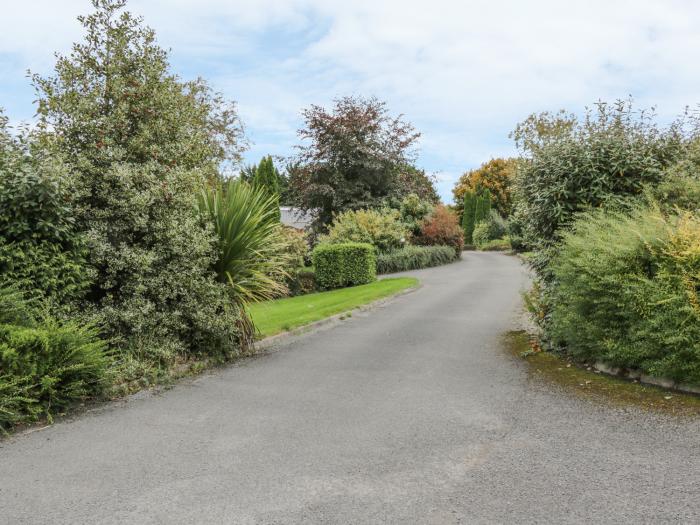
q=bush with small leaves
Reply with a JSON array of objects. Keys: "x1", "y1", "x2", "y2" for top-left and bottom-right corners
[
  {"x1": 312, "y1": 243, "x2": 376, "y2": 289},
  {"x1": 376, "y1": 245, "x2": 457, "y2": 274}
]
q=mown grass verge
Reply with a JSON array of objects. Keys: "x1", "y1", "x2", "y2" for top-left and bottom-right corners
[{"x1": 248, "y1": 277, "x2": 418, "y2": 338}]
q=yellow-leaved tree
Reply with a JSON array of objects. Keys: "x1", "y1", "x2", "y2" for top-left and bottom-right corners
[{"x1": 452, "y1": 158, "x2": 518, "y2": 217}]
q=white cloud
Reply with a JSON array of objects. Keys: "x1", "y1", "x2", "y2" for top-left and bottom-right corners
[{"x1": 2, "y1": 0, "x2": 700, "y2": 201}]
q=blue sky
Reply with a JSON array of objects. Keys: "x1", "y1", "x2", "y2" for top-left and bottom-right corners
[{"x1": 2, "y1": 0, "x2": 700, "y2": 202}]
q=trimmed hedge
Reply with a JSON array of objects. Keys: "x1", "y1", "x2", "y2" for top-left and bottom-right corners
[
  {"x1": 312, "y1": 243, "x2": 376, "y2": 289},
  {"x1": 377, "y1": 245, "x2": 457, "y2": 274}
]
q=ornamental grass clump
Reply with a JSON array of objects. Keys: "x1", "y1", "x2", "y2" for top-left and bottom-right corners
[{"x1": 198, "y1": 179, "x2": 291, "y2": 342}]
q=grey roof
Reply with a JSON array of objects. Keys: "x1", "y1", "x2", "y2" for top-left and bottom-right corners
[{"x1": 280, "y1": 206, "x2": 315, "y2": 230}]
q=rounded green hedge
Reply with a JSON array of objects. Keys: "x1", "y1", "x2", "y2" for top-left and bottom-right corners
[{"x1": 312, "y1": 242, "x2": 376, "y2": 290}]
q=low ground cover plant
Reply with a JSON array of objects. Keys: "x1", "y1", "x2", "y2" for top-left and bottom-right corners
[
  {"x1": 376, "y1": 245, "x2": 457, "y2": 273},
  {"x1": 0, "y1": 285, "x2": 109, "y2": 430},
  {"x1": 312, "y1": 242, "x2": 376, "y2": 289}
]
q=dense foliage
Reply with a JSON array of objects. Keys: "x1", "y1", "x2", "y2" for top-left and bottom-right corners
[
  {"x1": 461, "y1": 189, "x2": 491, "y2": 245},
  {"x1": 399, "y1": 193, "x2": 434, "y2": 236},
  {"x1": 31, "y1": 0, "x2": 245, "y2": 366},
  {"x1": 198, "y1": 179, "x2": 290, "y2": 342},
  {"x1": 0, "y1": 285, "x2": 109, "y2": 430},
  {"x1": 514, "y1": 100, "x2": 687, "y2": 267},
  {"x1": 312, "y1": 243, "x2": 377, "y2": 289},
  {"x1": 549, "y1": 206, "x2": 700, "y2": 383},
  {"x1": 453, "y1": 158, "x2": 517, "y2": 216},
  {"x1": 472, "y1": 210, "x2": 508, "y2": 248},
  {"x1": 289, "y1": 96, "x2": 421, "y2": 230},
  {"x1": 250, "y1": 156, "x2": 282, "y2": 221},
  {"x1": 0, "y1": 116, "x2": 91, "y2": 309},
  {"x1": 376, "y1": 245, "x2": 457, "y2": 274},
  {"x1": 319, "y1": 208, "x2": 409, "y2": 254},
  {"x1": 417, "y1": 205, "x2": 464, "y2": 256}
]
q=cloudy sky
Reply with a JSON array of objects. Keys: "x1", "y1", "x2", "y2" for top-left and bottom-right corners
[{"x1": 2, "y1": 0, "x2": 699, "y2": 201}]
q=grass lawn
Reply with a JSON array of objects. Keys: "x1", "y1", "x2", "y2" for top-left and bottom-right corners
[{"x1": 248, "y1": 277, "x2": 418, "y2": 338}]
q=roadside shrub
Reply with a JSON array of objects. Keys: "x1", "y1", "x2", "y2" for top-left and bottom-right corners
[
  {"x1": 513, "y1": 100, "x2": 688, "y2": 273},
  {"x1": 84, "y1": 164, "x2": 241, "y2": 365},
  {"x1": 32, "y1": 1, "x2": 246, "y2": 370},
  {"x1": 472, "y1": 222, "x2": 491, "y2": 248},
  {"x1": 462, "y1": 190, "x2": 477, "y2": 244},
  {"x1": 0, "y1": 116, "x2": 91, "y2": 310},
  {"x1": 507, "y1": 203, "x2": 529, "y2": 252},
  {"x1": 320, "y1": 209, "x2": 409, "y2": 253},
  {"x1": 277, "y1": 226, "x2": 313, "y2": 295},
  {"x1": 0, "y1": 285, "x2": 109, "y2": 429},
  {"x1": 648, "y1": 143, "x2": 700, "y2": 214},
  {"x1": 288, "y1": 267, "x2": 316, "y2": 296},
  {"x1": 417, "y1": 205, "x2": 464, "y2": 256},
  {"x1": 400, "y1": 193, "x2": 434, "y2": 235},
  {"x1": 312, "y1": 243, "x2": 376, "y2": 289},
  {"x1": 377, "y1": 245, "x2": 457, "y2": 274},
  {"x1": 478, "y1": 238, "x2": 512, "y2": 251},
  {"x1": 549, "y1": 206, "x2": 700, "y2": 384}
]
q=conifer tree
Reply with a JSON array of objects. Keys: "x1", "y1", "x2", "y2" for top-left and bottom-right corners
[
  {"x1": 462, "y1": 190, "x2": 476, "y2": 244},
  {"x1": 252, "y1": 156, "x2": 281, "y2": 220}
]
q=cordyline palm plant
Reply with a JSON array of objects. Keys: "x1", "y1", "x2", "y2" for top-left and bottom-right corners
[{"x1": 198, "y1": 179, "x2": 289, "y2": 344}]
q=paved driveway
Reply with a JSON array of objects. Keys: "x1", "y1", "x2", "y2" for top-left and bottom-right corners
[{"x1": 1, "y1": 252, "x2": 698, "y2": 524}]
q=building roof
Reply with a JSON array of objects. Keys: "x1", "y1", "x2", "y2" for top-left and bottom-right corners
[{"x1": 280, "y1": 206, "x2": 315, "y2": 230}]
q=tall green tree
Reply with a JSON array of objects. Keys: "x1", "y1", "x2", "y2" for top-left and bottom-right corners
[
  {"x1": 252, "y1": 156, "x2": 281, "y2": 221},
  {"x1": 474, "y1": 189, "x2": 492, "y2": 225},
  {"x1": 31, "y1": 0, "x2": 245, "y2": 362},
  {"x1": 461, "y1": 190, "x2": 476, "y2": 244}
]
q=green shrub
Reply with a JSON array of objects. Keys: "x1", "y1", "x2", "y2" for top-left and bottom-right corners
[
  {"x1": 31, "y1": 1, "x2": 245, "y2": 368},
  {"x1": 377, "y1": 245, "x2": 457, "y2": 274},
  {"x1": 480, "y1": 210, "x2": 508, "y2": 242},
  {"x1": 472, "y1": 222, "x2": 490, "y2": 247},
  {"x1": 478, "y1": 238, "x2": 512, "y2": 251},
  {"x1": 400, "y1": 193, "x2": 434, "y2": 236},
  {"x1": 549, "y1": 206, "x2": 700, "y2": 384},
  {"x1": 462, "y1": 189, "x2": 492, "y2": 244},
  {"x1": 513, "y1": 100, "x2": 687, "y2": 275},
  {"x1": 312, "y1": 243, "x2": 376, "y2": 289},
  {"x1": 79, "y1": 164, "x2": 241, "y2": 364},
  {"x1": 320, "y1": 209, "x2": 409, "y2": 253},
  {"x1": 474, "y1": 189, "x2": 492, "y2": 225},
  {"x1": 0, "y1": 114, "x2": 91, "y2": 309},
  {"x1": 0, "y1": 241, "x2": 90, "y2": 310},
  {"x1": 287, "y1": 267, "x2": 316, "y2": 296},
  {"x1": 0, "y1": 285, "x2": 109, "y2": 430}
]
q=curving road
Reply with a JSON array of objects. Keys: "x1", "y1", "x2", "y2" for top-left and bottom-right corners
[{"x1": 1, "y1": 253, "x2": 699, "y2": 524}]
